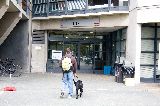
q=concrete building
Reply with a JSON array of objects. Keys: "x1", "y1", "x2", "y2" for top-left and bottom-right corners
[{"x1": 1, "y1": 0, "x2": 160, "y2": 84}]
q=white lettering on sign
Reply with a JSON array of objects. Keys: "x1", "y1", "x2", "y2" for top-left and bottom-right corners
[{"x1": 60, "y1": 17, "x2": 100, "y2": 28}]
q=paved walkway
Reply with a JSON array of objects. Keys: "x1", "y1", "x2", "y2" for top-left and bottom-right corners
[{"x1": 0, "y1": 73, "x2": 160, "y2": 106}]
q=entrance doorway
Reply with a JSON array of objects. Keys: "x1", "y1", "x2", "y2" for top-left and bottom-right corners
[
  {"x1": 79, "y1": 43, "x2": 94, "y2": 72},
  {"x1": 63, "y1": 42, "x2": 94, "y2": 72},
  {"x1": 47, "y1": 32, "x2": 116, "y2": 73}
]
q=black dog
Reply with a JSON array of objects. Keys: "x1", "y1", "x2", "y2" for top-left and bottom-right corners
[{"x1": 73, "y1": 78, "x2": 83, "y2": 99}]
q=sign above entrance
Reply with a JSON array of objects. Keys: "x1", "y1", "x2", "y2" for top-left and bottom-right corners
[{"x1": 60, "y1": 17, "x2": 100, "y2": 28}]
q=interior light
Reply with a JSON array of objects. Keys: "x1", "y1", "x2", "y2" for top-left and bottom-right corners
[
  {"x1": 90, "y1": 32, "x2": 93, "y2": 34},
  {"x1": 86, "y1": 37, "x2": 88, "y2": 38},
  {"x1": 66, "y1": 37, "x2": 68, "y2": 38}
]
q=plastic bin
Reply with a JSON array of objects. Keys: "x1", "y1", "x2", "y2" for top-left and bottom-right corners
[{"x1": 104, "y1": 66, "x2": 111, "y2": 75}]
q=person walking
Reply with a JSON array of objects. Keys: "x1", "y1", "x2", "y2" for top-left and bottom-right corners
[{"x1": 60, "y1": 48, "x2": 77, "y2": 98}]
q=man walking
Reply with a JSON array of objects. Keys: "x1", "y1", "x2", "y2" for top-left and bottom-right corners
[{"x1": 60, "y1": 48, "x2": 77, "y2": 98}]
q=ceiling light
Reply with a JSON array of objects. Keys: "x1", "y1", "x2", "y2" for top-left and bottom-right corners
[{"x1": 90, "y1": 32, "x2": 93, "y2": 34}]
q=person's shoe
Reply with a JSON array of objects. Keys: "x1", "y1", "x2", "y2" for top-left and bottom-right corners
[
  {"x1": 60, "y1": 92, "x2": 64, "y2": 98},
  {"x1": 68, "y1": 95, "x2": 72, "y2": 99}
]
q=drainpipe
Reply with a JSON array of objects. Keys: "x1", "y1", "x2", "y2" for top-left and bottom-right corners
[{"x1": 154, "y1": 23, "x2": 157, "y2": 82}]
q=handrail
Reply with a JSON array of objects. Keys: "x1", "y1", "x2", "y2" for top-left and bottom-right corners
[{"x1": 32, "y1": 0, "x2": 129, "y2": 17}]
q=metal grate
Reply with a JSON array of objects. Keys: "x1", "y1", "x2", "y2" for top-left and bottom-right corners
[
  {"x1": 121, "y1": 41, "x2": 126, "y2": 52},
  {"x1": 120, "y1": 28, "x2": 126, "y2": 57},
  {"x1": 33, "y1": 0, "x2": 47, "y2": 16},
  {"x1": 141, "y1": 40, "x2": 154, "y2": 51},
  {"x1": 67, "y1": 0, "x2": 86, "y2": 10},
  {"x1": 122, "y1": 28, "x2": 126, "y2": 39},
  {"x1": 157, "y1": 28, "x2": 160, "y2": 38},
  {"x1": 32, "y1": 31, "x2": 45, "y2": 44},
  {"x1": 140, "y1": 66, "x2": 154, "y2": 78},
  {"x1": 157, "y1": 40, "x2": 160, "y2": 51},
  {"x1": 141, "y1": 27, "x2": 154, "y2": 38},
  {"x1": 141, "y1": 27, "x2": 155, "y2": 79},
  {"x1": 140, "y1": 53, "x2": 154, "y2": 65},
  {"x1": 156, "y1": 66, "x2": 160, "y2": 75}
]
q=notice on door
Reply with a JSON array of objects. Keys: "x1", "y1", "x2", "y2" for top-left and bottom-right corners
[{"x1": 52, "y1": 50, "x2": 62, "y2": 60}]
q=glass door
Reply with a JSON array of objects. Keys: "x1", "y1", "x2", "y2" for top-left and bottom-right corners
[{"x1": 79, "y1": 43, "x2": 94, "y2": 72}]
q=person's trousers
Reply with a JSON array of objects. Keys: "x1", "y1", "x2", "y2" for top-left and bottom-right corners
[{"x1": 62, "y1": 71, "x2": 73, "y2": 96}]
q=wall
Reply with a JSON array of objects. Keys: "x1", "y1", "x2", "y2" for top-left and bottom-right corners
[
  {"x1": 32, "y1": 14, "x2": 129, "y2": 30},
  {"x1": 129, "y1": 0, "x2": 138, "y2": 10},
  {"x1": 32, "y1": 20, "x2": 41, "y2": 31},
  {"x1": 137, "y1": 6, "x2": 160, "y2": 23},
  {"x1": 100, "y1": 14, "x2": 128, "y2": 27},
  {"x1": 31, "y1": 31, "x2": 48, "y2": 73},
  {"x1": 0, "y1": 20, "x2": 30, "y2": 72},
  {"x1": 40, "y1": 20, "x2": 61, "y2": 30},
  {"x1": 137, "y1": 0, "x2": 160, "y2": 7},
  {"x1": 136, "y1": 0, "x2": 160, "y2": 23}
]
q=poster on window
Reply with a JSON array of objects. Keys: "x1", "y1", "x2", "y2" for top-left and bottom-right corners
[{"x1": 52, "y1": 50, "x2": 62, "y2": 60}]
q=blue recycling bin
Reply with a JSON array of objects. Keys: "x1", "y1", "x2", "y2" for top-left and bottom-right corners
[{"x1": 104, "y1": 66, "x2": 111, "y2": 75}]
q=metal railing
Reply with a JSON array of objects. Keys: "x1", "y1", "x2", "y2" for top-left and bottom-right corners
[{"x1": 32, "y1": 0, "x2": 129, "y2": 17}]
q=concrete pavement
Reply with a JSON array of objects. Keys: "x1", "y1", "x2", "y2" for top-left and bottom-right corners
[{"x1": 0, "y1": 73, "x2": 160, "y2": 106}]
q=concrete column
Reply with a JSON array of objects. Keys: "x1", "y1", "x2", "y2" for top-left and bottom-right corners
[
  {"x1": 44, "y1": 31, "x2": 48, "y2": 72},
  {"x1": 65, "y1": 0, "x2": 67, "y2": 14},
  {"x1": 108, "y1": 0, "x2": 111, "y2": 11},
  {"x1": 28, "y1": 3, "x2": 32, "y2": 72},
  {"x1": 127, "y1": 23, "x2": 141, "y2": 84},
  {"x1": 31, "y1": 31, "x2": 48, "y2": 73},
  {"x1": 127, "y1": 0, "x2": 141, "y2": 84},
  {"x1": 85, "y1": 0, "x2": 88, "y2": 10},
  {"x1": 134, "y1": 24, "x2": 141, "y2": 84}
]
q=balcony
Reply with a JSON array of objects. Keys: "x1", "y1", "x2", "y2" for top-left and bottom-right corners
[{"x1": 32, "y1": 0, "x2": 129, "y2": 17}]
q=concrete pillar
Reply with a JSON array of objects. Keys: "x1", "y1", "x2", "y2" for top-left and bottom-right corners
[
  {"x1": 31, "y1": 31, "x2": 48, "y2": 73},
  {"x1": 126, "y1": 0, "x2": 141, "y2": 84},
  {"x1": 28, "y1": 2, "x2": 32, "y2": 72},
  {"x1": 44, "y1": 31, "x2": 48, "y2": 71},
  {"x1": 0, "y1": 12, "x2": 22, "y2": 45},
  {"x1": 0, "y1": 0, "x2": 9, "y2": 19}
]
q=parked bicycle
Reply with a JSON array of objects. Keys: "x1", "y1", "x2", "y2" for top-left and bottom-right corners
[{"x1": 0, "y1": 58, "x2": 22, "y2": 77}]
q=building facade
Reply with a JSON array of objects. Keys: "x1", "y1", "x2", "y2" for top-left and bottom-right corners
[{"x1": 1, "y1": 0, "x2": 160, "y2": 84}]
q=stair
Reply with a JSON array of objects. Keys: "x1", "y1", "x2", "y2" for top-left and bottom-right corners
[
  {"x1": 0, "y1": 0, "x2": 9, "y2": 19},
  {"x1": 0, "y1": 12, "x2": 22, "y2": 45}
]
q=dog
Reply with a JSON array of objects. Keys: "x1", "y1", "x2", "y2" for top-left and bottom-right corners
[{"x1": 73, "y1": 78, "x2": 83, "y2": 99}]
